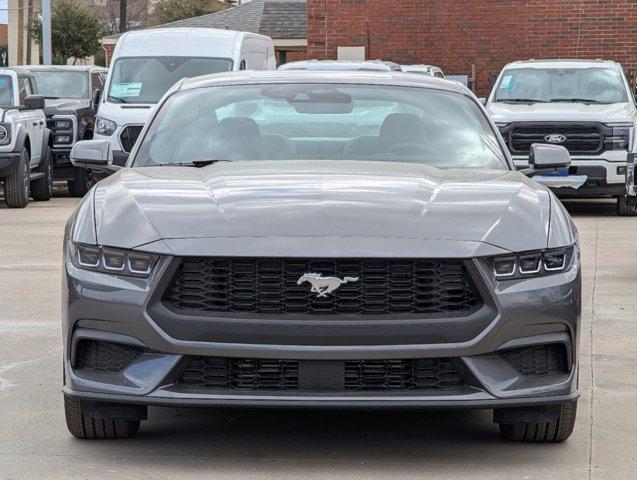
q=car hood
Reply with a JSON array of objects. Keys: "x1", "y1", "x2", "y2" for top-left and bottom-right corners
[
  {"x1": 90, "y1": 161, "x2": 554, "y2": 255},
  {"x1": 44, "y1": 98, "x2": 90, "y2": 115},
  {"x1": 487, "y1": 101, "x2": 636, "y2": 124}
]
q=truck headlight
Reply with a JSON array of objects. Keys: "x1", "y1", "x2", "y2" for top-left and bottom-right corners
[
  {"x1": 0, "y1": 123, "x2": 11, "y2": 145},
  {"x1": 489, "y1": 245, "x2": 576, "y2": 280},
  {"x1": 605, "y1": 124, "x2": 633, "y2": 151},
  {"x1": 95, "y1": 117, "x2": 117, "y2": 136},
  {"x1": 68, "y1": 242, "x2": 159, "y2": 278},
  {"x1": 54, "y1": 119, "x2": 73, "y2": 130}
]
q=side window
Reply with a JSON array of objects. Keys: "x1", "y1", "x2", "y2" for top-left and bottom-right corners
[
  {"x1": 17, "y1": 76, "x2": 32, "y2": 103},
  {"x1": 28, "y1": 77, "x2": 38, "y2": 94},
  {"x1": 91, "y1": 73, "x2": 104, "y2": 91},
  {"x1": 239, "y1": 60, "x2": 247, "y2": 70}
]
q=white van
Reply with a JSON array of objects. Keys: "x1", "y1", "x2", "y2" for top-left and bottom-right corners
[{"x1": 95, "y1": 28, "x2": 276, "y2": 167}]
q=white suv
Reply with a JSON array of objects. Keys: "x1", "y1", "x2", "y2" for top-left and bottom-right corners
[
  {"x1": 0, "y1": 67, "x2": 52, "y2": 208},
  {"x1": 486, "y1": 59, "x2": 637, "y2": 215}
]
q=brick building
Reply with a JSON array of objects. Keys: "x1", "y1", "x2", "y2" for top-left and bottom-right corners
[{"x1": 306, "y1": 0, "x2": 637, "y2": 95}]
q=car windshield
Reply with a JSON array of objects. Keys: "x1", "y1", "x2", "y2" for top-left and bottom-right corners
[
  {"x1": 134, "y1": 83, "x2": 507, "y2": 169},
  {"x1": 0, "y1": 75, "x2": 13, "y2": 106},
  {"x1": 494, "y1": 67, "x2": 629, "y2": 104},
  {"x1": 107, "y1": 56, "x2": 233, "y2": 104},
  {"x1": 31, "y1": 71, "x2": 89, "y2": 99}
]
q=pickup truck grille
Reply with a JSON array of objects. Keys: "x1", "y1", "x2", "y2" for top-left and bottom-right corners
[
  {"x1": 176, "y1": 356, "x2": 468, "y2": 392},
  {"x1": 505, "y1": 122, "x2": 607, "y2": 155},
  {"x1": 162, "y1": 257, "x2": 483, "y2": 316},
  {"x1": 119, "y1": 125, "x2": 143, "y2": 153}
]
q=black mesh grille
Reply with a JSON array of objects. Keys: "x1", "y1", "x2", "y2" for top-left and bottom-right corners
[
  {"x1": 75, "y1": 340, "x2": 143, "y2": 374},
  {"x1": 119, "y1": 125, "x2": 143, "y2": 153},
  {"x1": 176, "y1": 357, "x2": 468, "y2": 392},
  {"x1": 507, "y1": 122, "x2": 604, "y2": 155},
  {"x1": 163, "y1": 257, "x2": 482, "y2": 316},
  {"x1": 499, "y1": 344, "x2": 568, "y2": 377}
]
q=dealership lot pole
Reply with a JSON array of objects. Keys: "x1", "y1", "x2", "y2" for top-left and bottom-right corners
[{"x1": 41, "y1": 0, "x2": 52, "y2": 65}]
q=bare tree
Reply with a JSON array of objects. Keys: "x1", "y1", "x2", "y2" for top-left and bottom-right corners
[{"x1": 79, "y1": 0, "x2": 155, "y2": 34}]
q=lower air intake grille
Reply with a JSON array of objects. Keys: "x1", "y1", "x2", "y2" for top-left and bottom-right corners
[
  {"x1": 163, "y1": 257, "x2": 482, "y2": 316},
  {"x1": 75, "y1": 340, "x2": 143, "y2": 374},
  {"x1": 176, "y1": 357, "x2": 468, "y2": 392},
  {"x1": 499, "y1": 344, "x2": 568, "y2": 377}
]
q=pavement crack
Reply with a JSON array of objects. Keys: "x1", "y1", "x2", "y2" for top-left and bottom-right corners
[{"x1": 587, "y1": 218, "x2": 599, "y2": 480}]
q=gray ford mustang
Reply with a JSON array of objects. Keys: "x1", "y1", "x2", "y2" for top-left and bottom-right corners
[{"x1": 63, "y1": 71, "x2": 581, "y2": 442}]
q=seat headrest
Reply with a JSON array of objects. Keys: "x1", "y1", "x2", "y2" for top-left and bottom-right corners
[
  {"x1": 215, "y1": 117, "x2": 261, "y2": 139},
  {"x1": 379, "y1": 113, "x2": 427, "y2": 148}
]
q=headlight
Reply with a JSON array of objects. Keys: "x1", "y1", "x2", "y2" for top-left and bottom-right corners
[
  {"x1": 54, "y1": 119, "x2": 73, "y2": 130},
  {"x1": 54, "y1": 134, "x2": 73, "y2": 144},
  {"x1": 69, "y1": 242, "x2": 159, "y2": 277},
  {"x1": 95, "y1": 117, "x2": 117, "y2": 136},
  {"x1": 0, "y1": 123, "x2": 11, "y2": 145},
  {"x1": 605, "y1": 124, "x2": 633, "y2": 151},
  {"x1": 489, "y1": 245, "x2": 575, "y2": 280}
]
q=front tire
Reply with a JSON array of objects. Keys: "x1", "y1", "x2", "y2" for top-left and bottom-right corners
[
  {"x1": 4, "y1": 148, "x2": 30, "y2": 208},
  {"x1": 31, "y1": 147, "x2": 53, "y2": 201},
  {"x1": 68, "y1": 166, "x2": 95, "y2": 197},
  {"x1": 497, "y1": 401, "x2": 577, "y2": 443},
  {"x1": 64, "y1": 396, "x2": 141, "y2": 440},
  {"x1": 617, "y1": 195, "x2": 637, "y2": 216}
]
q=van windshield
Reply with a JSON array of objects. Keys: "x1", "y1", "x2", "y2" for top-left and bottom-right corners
[
  {"x1": 494, "y1": 67, "x2": 629, "y2": 104},
  {"x1": 134, "y1": 83, "x2": 508, "y2": 170},
  {"x1": 107, "y1": 56, "x2": 233, "y2": 104}
]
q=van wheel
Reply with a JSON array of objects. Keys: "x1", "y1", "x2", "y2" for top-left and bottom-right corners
[
  {"x1": 4, "y1": 148, "x2": 30, "y2": 208},
  {"x1": 64, "y1": 396, "x2": 141, "y2": 440},
  {"x1": 31, "y1": 147, "x2": 53, "y2": 201},
  {"x1": 617, "y1": 195, "x2": 637, "y2": 216},
  {"x1": 68, "y1": 167, "x2": 95, "y2": 197},
  {"x1": 497, "y1": 401, "x2": 577, "y2": 443}
]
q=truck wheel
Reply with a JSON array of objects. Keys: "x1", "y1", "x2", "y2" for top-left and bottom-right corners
[
  {"x1": 497, "y1": 401, "x2": 577, "y2": 443},
  {"x1": 617, "y1": 195, "x2": 637, "y2": 216},
  {"x1": 64, "y1": 396, "x2": 141, "y2": 440},
  {"x1": 31, "y1": 147, "x2": 53, "y2": 201},
  {"x1": 4, "y1": 148, "x2": 30, "y2": 208},
  {"x1": 68, "y1": 167, "x2": 95, "y2": 197}
]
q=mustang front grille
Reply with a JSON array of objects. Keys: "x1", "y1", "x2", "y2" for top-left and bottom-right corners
[
  {"x1": 499, "y1": 344, "x2": 568, "y2": 377},
  {"x1": 176, "y1": 356, "x2": 468, "y2": 392},
  {"x1": 162, "y1": 257, "x2": 483, "y2": 316}
]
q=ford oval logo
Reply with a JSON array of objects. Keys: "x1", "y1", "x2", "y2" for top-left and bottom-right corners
[{"x1": 545, "y1": 134, "x2": 567, "y2": 144}]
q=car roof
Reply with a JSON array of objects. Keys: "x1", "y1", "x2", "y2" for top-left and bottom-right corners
[
  {"x1": 178, "y1": 70, "x2": 469, "y2": 95},
  {"x1": 21, "y1": 65, "x2": 107, "y2": 72},
  {"x1": 278, "y1": 60, "x2": 402, "y2": 72},
  {"x1": 503, "y1": 59, "x2": 621, "y2": 70},
  {"x1": 3, "y1": 66, "x2": 35, "y2": 76}
]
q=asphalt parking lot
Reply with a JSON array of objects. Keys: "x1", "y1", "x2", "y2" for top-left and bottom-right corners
[{"x1": 0, "y1": 190, "x2": 635, "y2": 480}]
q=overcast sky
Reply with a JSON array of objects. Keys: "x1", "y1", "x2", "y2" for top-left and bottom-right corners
[{"x1": 0, "y1": 0, "x2": 7, "y2": 24}]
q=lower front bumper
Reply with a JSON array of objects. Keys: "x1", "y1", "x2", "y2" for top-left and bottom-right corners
[
  {"x1": 0, "y1": 152, "x2": 20, "y2": 177},
  {"x1": 63, "y1": 386, "x2": 579, "y2": 410}
]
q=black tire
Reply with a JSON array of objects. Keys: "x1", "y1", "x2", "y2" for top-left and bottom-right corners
[
  {"x1": 4, "y1": 147, "x2": 30, "y2": 208},
  {"x1": 31, "y1": 147, "x2": 53, "y2": 201},
  {"x1": 68, "y1": 167, "x2": 95, "y2": 197},
  {"x1": 617, "y1": 195, "x2": 637, "y2": 216},
  {"x1": 498, "y1": 401, "x2": 577, "y2": 443},
  {"x1": 64, "y1": 396, "x2": 141, "y2": 440}
]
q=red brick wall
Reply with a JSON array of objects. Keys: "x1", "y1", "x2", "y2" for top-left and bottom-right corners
[
  {"x1": 104, "y1": 43, "x2": 116, "y2": 66},
  {"x1": 307, "y1": 0, "x2": 637, "y2": 95}
]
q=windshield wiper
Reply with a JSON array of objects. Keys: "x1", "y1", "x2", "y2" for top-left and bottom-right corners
[
  {"x1": 497, "y1": 98, "x2": 547, "y2": 104},
  {"x1": 160, "y1": 159, "x2": 232, "y2": 168},
  {"x1": 549, "y1": 98, "x2": 604, "y2": 104},
  {"x1": 108, "y1": 96, "x2": 130, "y2": 104},
  {"x1": 43, "y1": 96, "x2": 60, "y2": 99}
]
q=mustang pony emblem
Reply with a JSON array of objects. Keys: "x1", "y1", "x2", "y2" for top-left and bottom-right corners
[{"x1": 297, "y1": 273, "x2": 359, "y2": 297}]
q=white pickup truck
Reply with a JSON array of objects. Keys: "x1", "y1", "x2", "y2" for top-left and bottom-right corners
[
  {"x1": 486, "y1": 59, "x2": 637, "y2": 215},
  {"x1": 0, "y1": 67, "x2": 52, "y2": 208}
]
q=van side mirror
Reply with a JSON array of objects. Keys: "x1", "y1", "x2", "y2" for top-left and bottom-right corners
[
  {"x1": 529, "y1": 143, "x2": 571, "y2": 169},
  {"x1": 24, "y1": 94, "x2": 45, "y2": 110},
  {"x1": 91, "y1": 89, "x2": 101, "y2": 111},
  {"x1": 71, "y1": 140, "x2": 112, "y2": 170}
]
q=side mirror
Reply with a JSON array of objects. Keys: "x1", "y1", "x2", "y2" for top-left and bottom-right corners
[
  {"x1": 91, "y1": 88, "x2": 101, "y2": 111},
  {"x1": 529, "y1": 143, "x2": 571, "y2": 169},
  {"x1": 24, "y1": 94, "x2": 45, "y2": 110},
  {"x1": 479, "y1": 97, "x2": 487, "y2": 106},
  {"x1": 71, "y1": 140, "x2": 112, "y2": 169}
]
